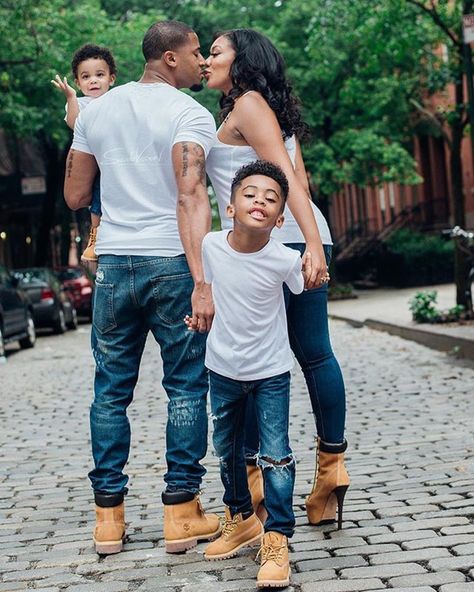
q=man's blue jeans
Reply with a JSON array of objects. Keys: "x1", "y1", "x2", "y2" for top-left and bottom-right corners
[
  {"x1": 88, "y1": 254, "x2": 208, "y2": 495},
  {"x1": 210, "y1": 370, "x2": 295, "y2": 538}
]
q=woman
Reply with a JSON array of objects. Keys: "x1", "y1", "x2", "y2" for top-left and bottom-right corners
[{"x1": 204, "y1": 29, "x2": 349, "y2": 532}]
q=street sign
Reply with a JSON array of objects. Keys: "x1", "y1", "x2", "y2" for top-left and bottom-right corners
[
  {"x1": 463, "y1": 14, "x2": 474, "y2": 43},
  {"x1": 21, "y1": 176, "x2": 46, "y2": 195}
]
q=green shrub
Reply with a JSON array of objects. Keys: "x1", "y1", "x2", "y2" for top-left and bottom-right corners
[
  {"x1": 409, "y1": 289, "x2": 466, "y2": 323},
  {"x1": 381, "y1": 228, "x2": 454, "y2": 286},
  {"x1": 409, "y1": 290, "x2": 440, "y2": 323}
]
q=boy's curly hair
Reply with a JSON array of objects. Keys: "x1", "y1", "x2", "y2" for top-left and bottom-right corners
[
  {"x1": 231, "y1": 160, "x2": 289, "y2": 204},
  {"x1": 71, "y1": 44, "x2": 116, "y2": 78}
]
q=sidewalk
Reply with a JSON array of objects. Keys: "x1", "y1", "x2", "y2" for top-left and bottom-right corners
[{"x1": 329, "y1": 283, "x2": 474, "y2": 360}]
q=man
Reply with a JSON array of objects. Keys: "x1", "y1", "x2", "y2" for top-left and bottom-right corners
[{"x1": 64, "y1": 21, "x2": 220, "y2": 555}]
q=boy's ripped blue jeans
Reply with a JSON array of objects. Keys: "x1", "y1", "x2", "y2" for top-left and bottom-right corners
[
  {"x1": 88, "y1": 254, "x2": 209, "y2": 496},
  {"x1": 209, "y1": 370, "x2": 295, "y2": 538}
]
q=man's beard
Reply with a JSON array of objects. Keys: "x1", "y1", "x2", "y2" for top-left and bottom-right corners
[{"x1": 189, "y1": 83, "x2": 203, "y2": 92}]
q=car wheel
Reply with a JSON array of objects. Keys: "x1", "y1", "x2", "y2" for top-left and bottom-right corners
[
  {"x1": 53, "y1": 307, "x2": 67, "y2": 334},
  {"x1": 19, "y1": 312, "x2": 36, "y2": 349},
  {"x1": 0, "y1": 325, "x2": 5, "y2": 358},
  {"x1": 67, "y1": 307, "x2": 78, "y2": 330}
]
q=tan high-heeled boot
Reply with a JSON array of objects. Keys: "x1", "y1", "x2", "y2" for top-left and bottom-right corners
[
  {"x1": 247, "y1": 463, "x2": 267, "y2": 523},
  {"x1": 305, "y1": 438, "x2": 350, "y2": 530}
]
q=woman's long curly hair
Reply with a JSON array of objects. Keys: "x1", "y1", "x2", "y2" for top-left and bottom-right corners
[{"x1": 217, "y1": 29, "x2": 308, "y2": 140}]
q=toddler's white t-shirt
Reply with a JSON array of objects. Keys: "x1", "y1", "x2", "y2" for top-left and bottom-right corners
[{"x1": 202, "y1": 230, "x2": 304, "y2": 381}]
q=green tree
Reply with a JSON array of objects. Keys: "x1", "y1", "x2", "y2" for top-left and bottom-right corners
[
  {"x1": 0, "y1": 0, "x2": 153, "y2": 264},
  {"x1": 406, "y1": 0, "x2": 473, "y2": 308}
]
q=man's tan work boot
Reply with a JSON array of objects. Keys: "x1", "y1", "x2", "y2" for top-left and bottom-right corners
[
  {"x1": 204, "y1": 507, "x2": 263, "y2": 560},
  {"x1": 81, "y1": 226, "x2": 98, "y2": 263},
  {"x1": 163, "y1": 492, "x2": 221, "y2": 553},
  {"x1": 257, "y1": 531, "x2": 291, "y2": 588},
  {"x1": 93, "y1": 493, "x2": 126, "y2": 555}
]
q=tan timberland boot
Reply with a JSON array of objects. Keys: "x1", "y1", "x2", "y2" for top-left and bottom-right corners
[
  {"x1": 93, "y1": 503, "x2": 126, "y2": 554},
  {"x1": 257, "y1": 531, "x2": 290, "y2": 588},
  {"x1": 247, "y1": 464, "x2": 267, "y2": 523},
  {"x1": 81, "y1": 226, "x2": 98, "y2": 263},
  {"x1": 204, "y1": 507, "x2": 263, "y2": 560},
  {"x1": 163, "y1": 495, "x2": 221, "y2": 553},
  {"x1": 305, "y1": 438, "x2": 350, "y2": 529}
]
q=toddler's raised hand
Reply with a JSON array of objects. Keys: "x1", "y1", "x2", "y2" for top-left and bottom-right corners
[{"x1": 51, "y1": 75, "x2": 76, "y2": 99}]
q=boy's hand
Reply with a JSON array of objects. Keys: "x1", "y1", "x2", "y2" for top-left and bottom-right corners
[
  {"x1": 188, "y1": 283, "x2": 214, "y2": 333},
  {"x1": 51, "y1": 75, "x2": 76, "y2": 99}
]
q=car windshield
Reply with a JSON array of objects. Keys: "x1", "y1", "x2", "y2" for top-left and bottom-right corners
[
  {"x1": 14, "y1": 269, "x2": 48, "y2": 285},
  {"x1": 56, "y1": 268, "x2": 83, "y2": 281}
]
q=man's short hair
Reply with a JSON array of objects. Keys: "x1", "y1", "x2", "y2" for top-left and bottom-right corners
[
  {"x1": 71, "y1": 44, "x2": 116, "y2": 78},
  {"x1": 142, "y1": 20, "x2": 194, "y2": 61},
  {"x1": 230, "y1": 160, "x2": 289, "y2": 205}
]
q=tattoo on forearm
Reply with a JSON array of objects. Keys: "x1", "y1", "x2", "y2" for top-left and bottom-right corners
[
  {"x1": 182, "y1": 142, "x2": 189, "y2": 177},
  {"x1": 66, "y1": 150, "x2": 75, "y2": 178},
  {"x1": 192, "y1": 145, "x2": 206, "y2": 186}
]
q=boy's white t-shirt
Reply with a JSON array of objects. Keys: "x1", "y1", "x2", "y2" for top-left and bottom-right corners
[
  {"x1": 71, "y1": 82, "x2": 216, "y2": 256},
  {"x1": 203, "y1": 230, "x2": 304, "y2": 381}
]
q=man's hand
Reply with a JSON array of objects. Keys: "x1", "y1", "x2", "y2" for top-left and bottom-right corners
[
  {"x1": 302, "y1": 244, "x2": 330, "y2": 289},
  {"x1": 187, "y1": 283, "x2": 214, "y2": 333},
  {"x1": 51, "y1": 75, "x2": 76, "y2": 100}
]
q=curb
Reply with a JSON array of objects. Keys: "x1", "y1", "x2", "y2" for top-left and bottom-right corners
[{"x1": 330, "y1": 315, "x2": 474, "y2": 360}]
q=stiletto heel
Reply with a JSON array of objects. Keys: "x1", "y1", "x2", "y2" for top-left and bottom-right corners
[
  {"x1": 306, "y1": 439, "x2": 350, "y2": 528},
  {"x1": 334, "y1": 485, "x2": 349, "y2": 530}
]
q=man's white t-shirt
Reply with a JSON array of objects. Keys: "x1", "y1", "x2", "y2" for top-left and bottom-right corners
[
  {"x1": 72, "y1": 82, "x2": 216, "y2": 256},
  {"x1": 202, "y1": 230, "x2": 304, "y2": 381}
]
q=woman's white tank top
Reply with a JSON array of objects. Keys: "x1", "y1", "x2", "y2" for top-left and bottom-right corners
[{"x1": 206, "y1": 133, "x2": 332, "y2": 245}]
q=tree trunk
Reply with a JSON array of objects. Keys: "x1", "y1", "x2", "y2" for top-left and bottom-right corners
[{"x1": 450, "y1": 66, "x2": 469, "y2": 307}]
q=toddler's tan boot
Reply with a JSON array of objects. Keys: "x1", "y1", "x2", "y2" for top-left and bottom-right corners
[
  {"x1": 81, "y1": 226, "x2": 98, "y2": 263},
  {"x1": 163, "y1": 493, "x2": 221, "y2": 553},
  {"x1": 204, "y1": 507, "x2": 263, "y2": 560},
  {"x1": 257, "y1": 531, "x2": 290, "y2": 588},
  {"x1": 93, "y1": 502, "x2": 126, "y2": 555}
]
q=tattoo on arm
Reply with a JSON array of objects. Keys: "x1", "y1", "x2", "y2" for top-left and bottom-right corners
[
  {"x1": 182, "y1": 142, "x2": 189, "y2": 177},
  {"x1": 66, "y1": 150, "x2": 74, "y2": 178},
  {"x1": 192, "y1": 144, "x2": 206, "y2": 186}
]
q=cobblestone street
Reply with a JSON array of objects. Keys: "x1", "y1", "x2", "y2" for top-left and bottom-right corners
[{"x1": 1, "y1": 320, "x2": 474, "y2": 592}]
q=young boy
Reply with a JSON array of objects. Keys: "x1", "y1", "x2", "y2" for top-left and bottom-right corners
[
  {"x1": 189, "y1": 160, "x2": 304, "y2": 588},
  {"x1": 52, "y1": 44, "x2": 116, "y2": 263}
]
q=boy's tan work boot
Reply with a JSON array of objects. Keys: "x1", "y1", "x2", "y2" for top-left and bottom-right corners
[
  {"x1": 81, "y1": 226, "x2": 98, "y2": 263},
  {"x1": 257, "y1": 531, "x2": 291, "y2": 588},
  {"x1": 93, "y1": 502, "x2": 126, "y2": 555},
  {"x1": 204, "y1": 507, "x2": 263, "y2": 560},
  {"x1": 163, "y1": 493, "x2": 221, "y2": 553},
  {"x1": 247, "y1": 463, "x2": 267, "y2": 523}
]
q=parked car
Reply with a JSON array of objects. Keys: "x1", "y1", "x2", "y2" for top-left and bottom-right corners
[
  {"x1": 55, "y1": 266, "x2": 93, "y2": 320},
  {"x1": 13, "y1": 267, "x2": 78, "y2": 334},
  {"x1": 0, "y1": 264, "x2": 36, "y2": 355}
]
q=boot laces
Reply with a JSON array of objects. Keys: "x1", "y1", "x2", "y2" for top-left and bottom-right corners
[
  {"x1": 86, "y1": 227, "x2": 97, "y2": 247},
  {"x1": 257, "y1": 542, "x2": 285, "y2": 565},
  {"x1": 220, "y1": 515, "x2": 239, "y2": 538}
]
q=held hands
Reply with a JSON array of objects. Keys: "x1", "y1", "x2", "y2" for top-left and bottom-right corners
[
  {"x1": 51, "y1": 75, "x2": 76, "y2": 99},
  {"x1": 302, "y1": 245, "x2": 330, "y2": 290},
  {"x1": 184, "y1": 283, "x2": 214, "y2": 333}
]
